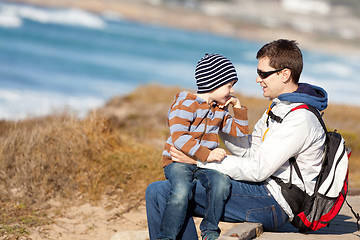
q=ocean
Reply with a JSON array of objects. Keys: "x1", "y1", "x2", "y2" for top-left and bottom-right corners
[{"x1": 1, "y1": 1, "x2": 359, "y2": 120}]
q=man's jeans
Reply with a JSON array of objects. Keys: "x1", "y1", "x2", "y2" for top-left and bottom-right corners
[
  {"x1": 158, "y1": 162, "x2": 231, "y2": 239},
  {"x1": 146, "y1": 178, "x2": 289, "y2": 240}
]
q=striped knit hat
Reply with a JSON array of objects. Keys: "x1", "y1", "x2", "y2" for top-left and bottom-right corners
[{"x1": 195, "y1": 53, "x2": 238, "y2": 94}]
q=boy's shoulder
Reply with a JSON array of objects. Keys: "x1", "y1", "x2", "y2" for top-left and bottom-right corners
[{"x1": 173, "y1": 91, "x2": 206, "y2": 106}]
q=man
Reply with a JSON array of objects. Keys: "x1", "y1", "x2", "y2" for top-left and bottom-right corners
[{"x1": 146, "y1": 39, "x2": 328, "y2": 240}]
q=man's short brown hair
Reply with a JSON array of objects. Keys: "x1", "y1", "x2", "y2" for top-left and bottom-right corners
[{"x1": 256, "y1": 39, "x2": 303, "y2": 84}]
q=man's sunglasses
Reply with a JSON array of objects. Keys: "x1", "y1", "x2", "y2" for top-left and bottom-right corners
[{"x1": 257, "y1": 67, "x2": 286, "y2": 79}]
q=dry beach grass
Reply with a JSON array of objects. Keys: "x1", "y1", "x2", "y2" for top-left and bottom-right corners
[{"x1": 0, "y1": 85, "x2": 360, "y2": 239}]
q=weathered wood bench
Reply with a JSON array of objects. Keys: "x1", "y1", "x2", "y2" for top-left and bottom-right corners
[{"x1": 219, "y1": 222, "x2": 263, "y2": 240}]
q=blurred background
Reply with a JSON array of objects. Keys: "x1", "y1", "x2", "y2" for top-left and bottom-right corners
[{"x1": 1, "y1": 0, "x2": 360, "y2": 120}]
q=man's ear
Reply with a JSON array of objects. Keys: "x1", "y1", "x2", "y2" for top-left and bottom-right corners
[{"x1": 282, "y1": 68, "x2": 292, "y2": 83}]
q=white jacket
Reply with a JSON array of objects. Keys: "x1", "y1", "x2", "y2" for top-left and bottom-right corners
[{"x1": 198, "y1": 98, "x2": 326, "y2": 219}]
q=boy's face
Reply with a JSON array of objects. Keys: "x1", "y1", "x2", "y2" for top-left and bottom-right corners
[{"x1": 210, "y1": 81, "x2": 235, "y2": 105}]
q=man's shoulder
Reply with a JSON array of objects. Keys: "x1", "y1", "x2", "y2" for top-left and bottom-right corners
[
  {"x1": 273, "y1": 102, "x2": 321, "y2": 125},
  {"x1": 272, "y1": 101, "x2": 302, "y2": 116},
  {"x1": 281, "y1": 104, "x2": 323, "y2": 133}
]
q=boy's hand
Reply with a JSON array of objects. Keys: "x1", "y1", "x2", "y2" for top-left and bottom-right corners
[
  {"x1": 206, "y1": 148, "x2": 227, "y2": 162},
  {"x1": 219, "y1": 96, "x2": 241, "y2": 109}
]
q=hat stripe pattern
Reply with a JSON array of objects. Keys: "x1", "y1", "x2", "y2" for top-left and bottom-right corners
[{"x1": 195, "y1": 54, "x2": 238, "y2": 94}]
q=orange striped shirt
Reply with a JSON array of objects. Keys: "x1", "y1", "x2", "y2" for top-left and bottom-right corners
[{"x1": 162, "y1": 91, "x2": 248, "y2": 167}]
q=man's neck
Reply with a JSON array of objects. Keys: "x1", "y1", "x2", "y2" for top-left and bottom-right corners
[
  {"x1": 282, "y1": 82, "x2": 299, "y2": 95},
  {"x1": 270, "y1": 82, "x2": 299, "y2": 101},
  {"x1": 289, "y1": 82, "x2": 299, "y2": 93}
]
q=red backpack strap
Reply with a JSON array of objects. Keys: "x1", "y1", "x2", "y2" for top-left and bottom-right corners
[
  {"x1": 267, "y1": 104, "x2": 324, "y2": 132},
  {"x1": 285, "y1": 104, "x2": 310, "y2": 118},
  {"x1": 267, "y1": 104, "x2": 311, "y2": 126},
  {"x1": 291, "y1": 104, "x2": 309, "y2": 111}
]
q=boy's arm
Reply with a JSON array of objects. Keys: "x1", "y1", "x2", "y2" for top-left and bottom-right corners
[
  {"x1": 220, "y1": 96, "x2": 249, "y2": 136},
  {"x1": 219, "y1": 108, "x2": 267, "y2": 158},
  {"x1": 169, "y1": 103, "x2": 211, "y2": 162}
]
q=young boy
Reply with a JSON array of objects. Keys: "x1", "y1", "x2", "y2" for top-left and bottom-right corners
[{"x1": 158, "y1": 54, "x2": 249, "y2": 240}]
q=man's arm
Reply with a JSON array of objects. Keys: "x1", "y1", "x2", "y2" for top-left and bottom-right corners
[
  {"x1": 219, "y1": 110, "x2": 267, "y2": 157},
  {"x1": 204, "y1": 110, "x2": 314, "y2": 181}
]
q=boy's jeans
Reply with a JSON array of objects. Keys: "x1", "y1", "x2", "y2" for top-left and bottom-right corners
[
  {"x1": 146, "y1": 178, "x2": 289, "y2": 240},
  {"x1": 158, "y1": 162, "x2": 231, "y2": 239}
]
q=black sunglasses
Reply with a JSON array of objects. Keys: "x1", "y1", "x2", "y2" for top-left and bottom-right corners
[{"x1": 257, "y1": 67, "x2": 286, "y2": 79}]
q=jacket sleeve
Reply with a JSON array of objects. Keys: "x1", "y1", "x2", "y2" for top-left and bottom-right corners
[
  {"x1": 205, "y1": 110, "x2": 317, "y2": 181},
  {"x1": 168, "y1": 102, "x2": 211, "y2": 162},
  {"x1": 219, "y1": 110, "x2": 267, "y2": 157},
  {"x1": 221, "y1": 106, "x2": 249, "y2": 136}
]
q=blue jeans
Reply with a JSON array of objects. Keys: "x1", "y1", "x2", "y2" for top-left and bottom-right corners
[
  {"x1": 158, "y1": 162, "x2": 231, "y2": 239},
  {"x1": 146, "y1": 179, "x2": 289, "y2": 240}
]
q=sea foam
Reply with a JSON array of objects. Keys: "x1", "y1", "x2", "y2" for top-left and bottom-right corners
[{"x1": 0, "y1": 3, "x2": 105, "y2": 29}]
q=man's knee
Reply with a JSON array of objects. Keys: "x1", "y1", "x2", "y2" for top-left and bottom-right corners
[
  {"x1": 145, "y1": 182, "x2": 158, "y2": 200},
  {"x1": 146, "y1": 181, "x2": 171, "y2": 203}
]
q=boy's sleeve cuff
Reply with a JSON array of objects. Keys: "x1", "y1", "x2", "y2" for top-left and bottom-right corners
[
  {"x1": 233, "y1": 105, "x2": 248, "y2": 120},
  {"x1": 195, "y1": 146, "x2": 211, "y2": 162}
]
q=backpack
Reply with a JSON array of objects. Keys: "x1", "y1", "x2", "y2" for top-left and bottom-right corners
[{"x1": 269, "y1": 104, "x2": 358, "y2": 233}]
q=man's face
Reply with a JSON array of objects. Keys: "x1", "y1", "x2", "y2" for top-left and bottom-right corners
[{"x1": 256, "y1": 57, "x2": 285, "y2": 100}]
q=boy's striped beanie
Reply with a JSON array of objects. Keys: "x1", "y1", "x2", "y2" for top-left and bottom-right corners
[{"x1": 195, "y1": 53, "x2": 238, "y2": 94}]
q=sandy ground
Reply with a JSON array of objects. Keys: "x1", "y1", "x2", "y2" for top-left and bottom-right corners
[
  {"x1": 27, "y1": 197, "x2": 238, "y2": 240},
  {"x1": 28, "y1": 197, "x2": 149, "y2": 240}
]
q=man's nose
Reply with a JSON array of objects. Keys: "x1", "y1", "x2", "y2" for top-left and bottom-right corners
[{"x1": 256, "y1": 76, "x2": 262, "y2": 83}]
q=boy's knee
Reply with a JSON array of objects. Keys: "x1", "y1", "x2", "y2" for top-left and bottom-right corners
[
  {"x1": 171, "y1": 182, "x2": 193, "y2": 201},
  {"x1": 213, "y1": 172, "x2": 231, "y2": 187},
  {"x1": 213, "y1": 175, "x2": 231, "y2": 197}
]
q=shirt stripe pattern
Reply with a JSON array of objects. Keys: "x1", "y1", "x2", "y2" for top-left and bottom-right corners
[{"x1": 162, "y1": 91, "x2": 248, "y2": 167}]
